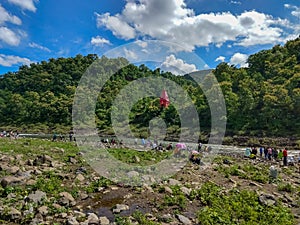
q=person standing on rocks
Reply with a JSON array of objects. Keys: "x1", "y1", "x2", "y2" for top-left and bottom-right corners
[{"x1": 283, "y1": 148, "x2": 288, "y2": 166}]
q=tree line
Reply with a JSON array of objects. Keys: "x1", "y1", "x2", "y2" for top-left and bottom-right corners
[{"x1": 0, "y1": 37, "x2": 299, "y2": 139}]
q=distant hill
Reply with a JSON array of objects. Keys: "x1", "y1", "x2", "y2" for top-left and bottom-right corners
[{"x1": 0, "y1": 37, "x2": 299, "y2": 139}]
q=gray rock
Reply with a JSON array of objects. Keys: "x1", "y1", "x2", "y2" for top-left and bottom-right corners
[
  {"x1": 0, "y1": 165, "x2": 19, "y2": 174},
  {"x1": 177, "y1": 214, "x2": 192, "y2": 225},
  {"x1": 143, "y1": 184, "x2": 154, "y2": 193},
  {"x1": 69, "y1": 157, "x2": 77, "y2": 164},
  {"x1": 284, "y1": 194, "x2": 294, "y2": 203},
  {"x1": 249, "y1": 181, "x2": 262, "y2": 188},
  {"x1": 8, "y1": 207, "x2": 21, "y2": 220},
  {"x1": 26, "y1": 179, "x2": 37, "y2": 186},
  {"x1": 113, "y1": 204, "x2": 129, "y2": 213},
  {"x1": 168, "y1": 178, "x2": 181, "y2": 186},
  {"x1": 142, "y1": 175, "x2": 156, "y2": 183},
  {"x1": 59, "y1": 192, "x2": 76, "y2": 206},
  {"x1": 160, "y1": 214, "x2": 173, "y2": 222},
  {"x1": 99, "y1": 216, "x2": 110, "y2": 225},
  {"x1": 259, "y1": 194, "x2": 276, "y2": 206},
  {"x1": 134, "y1": 155, "x2": 140, "y2": 163},
  {"x1": 38, "y1": 206, "x2": 48, "y2": 216},
  {"x1": 80, "y1": 192, "x2": 89, "y2": 200},
  {"x1": 52, "y1": 203, "x2": 62, "y2": 209},
  {"x1": 127, "y1": 171, "x2": 139, "y2": 178},
  {"x1": 30, "y1": 217, "x2": 44, "y2": 225},
  {"x1": 75, "y1": 174, "x2": 85, "y2": 182},
  {"x1": 27, "y1": 159, "x2": 34, "y2": 166},
  {"x1": 87, "y1": 213, "x2": 99, "y2": 224},
  {"x1": 1, "y1": 176, "x2": 24, "y2": 187},
  {"x1": 28, "y1": 190, "x2": 47, "y2": 204},
  {"x1": 164, "y1": 186, "x2": 173, "y2": 194},
  {"x1": 180, "y1": 187, "x2": 191, "y2": 196},
  {"x1": 43, "y1": 155, "x2": 52, "y2": 163},
  {"x1": 67, "y1": 216, "x2": 80, "y2": 225}
]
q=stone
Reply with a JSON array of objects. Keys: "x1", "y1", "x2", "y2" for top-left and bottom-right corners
[
  {"x1": 27, "y1": 159, "x2": 34, "y2": 166},
  {"x1": 113, "y1": 204, "x2": 129, "y2": 213},
  {"x1": 180, "y1": 186, "x2": 191, "y2": 196},
  {"x1": 87, "y1": 213, "x2": 99, "y2": 224},
  {"x1": 28, "y1": 190, "x2": 47, "y2": 204},
  {"x1": 160, "y1": 214, "x2": 173, "y2": 222},
  {"x1": 99, "y1": 216, "x2": 110, "y2": 225},
  {"x1": 38, "y1": 206, "x2": 48, "y2": 216},
  {"x1": 168, "y1": 178, "x2": 181, "y2": 186},
  {"x1": 43, "y1": 155, "x2": 52, "y2": 163},
  {"x1": 8, "y1": 207, "x2": 21, "y2": 220},
  {"x1": 142, "y1": 175, "x2": 156, "y2": 183},
  {"x1": 1, "y1": 165, "x2": 19, "y2": 174},
  {"x1": 164, "y1": 186, "x2": 173, "y2": 194},
  {"x1": 111, "y1": 186, "x2": 119, "y2": 191},
  {"x1": 69, "y1": 157, "x2": 77, "y2": 164},
  {"x1": 177, "y1": 214, "x2": 192, "y2": 225},
  {"x1": 0, "y1": 176, "x2": 24, "y2": 187},
  {"x1": 60, "y1": 212, "x2": 68, "y2": 218},
  {"x1": 249, "y1": 181, "x2": 262, "y2": 188},
  {"x1": 67, "y1": 216, "x2": 80, "y2": 225},
  {"x1": 259, "y1": 194, "x2": 276, "y2": 206},
  {"x1": 80, "y1": 192, "x2": 89, "y2": 200},
  {"x1": 75, "y1": 173, "x2": 85, "y2": 182},
  {"x1": 284, "y1": 194, "x2": 294, "y2": 203},
  {"x1": 59, "y1": 192, "x2": 76, "y2": 206},
  {"x1": 134, "y1": 155, "x2": 140, "y2": 163},
  {"x1": 127, "y1": 171, "x2": 139, "y2": 178},
  {"x1": 52, "y1": 203, "x2": 62, "y2": 209},
  {"x1": 143, "y1": 184, "x2": 154, "y2": 193},
  {"x1": 26, "y1": 179, "x2": 37, "y2": 186}
]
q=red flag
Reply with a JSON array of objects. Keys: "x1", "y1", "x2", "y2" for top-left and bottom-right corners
[{"x1": 160, "y1": 89, "x2": 170, "y2": 108}]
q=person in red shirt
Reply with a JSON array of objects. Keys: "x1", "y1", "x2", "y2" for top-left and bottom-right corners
[{"x1": 283, "y1": 148, "x2": 288, "y2": 166}]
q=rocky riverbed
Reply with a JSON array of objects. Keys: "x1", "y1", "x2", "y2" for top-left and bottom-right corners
[{"x1": 0, "y1": 138, "x2": 299, "y2": 224}]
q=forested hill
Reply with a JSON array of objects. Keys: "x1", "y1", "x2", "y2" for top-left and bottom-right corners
[{"x1": 0, "y1": 37, "x2": 299, "y2": 138}]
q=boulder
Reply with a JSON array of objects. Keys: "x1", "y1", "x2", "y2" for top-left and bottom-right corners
[
  {"x1": 1, "y1": 176, "x2": 24, "y2": 188},
  {"x1": 28, "y1": 190, "x2": 47, "y2": 204},
  {"x1": 99, "y1": 216, "x2": 110, "y2": 225},
  {"x1": 176, "y1": 214, "x2": 192, "y2": 225},
  {"x1": 113, "y1": 204, "x2": 129, "y2": 213},
  {"x1": 59, "y1": 192, "x2": 76, "y2": 206}
]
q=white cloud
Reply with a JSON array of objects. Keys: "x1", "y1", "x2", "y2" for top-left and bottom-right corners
[
  {"x1": 215, "y1": 56, "x2": 225, "y2": 62},
  {"x1": 7, "y1": 0, "x2": 37, "y2": 12},
  {"x1": 96, "y1": 12, "x2": 136, "y2": 40},
  {"x1": 91, "y1": 36, "x2": 111, "y2": 46},
  {"x1": 124, "y1": 48, "x2": 138, "y2": 60},
  {"x1": 136, "y1": 40, "x2": 148, "y2": 48},
  {"x1": 229, "y1": 53, "x2": 248, "y2": 67},
  {"x1": 284, "y1": 4, "x2": 300, "y2": 18},
  {"x1": 0, "y1": 4, "x2": 22, "y2": 25},
  {"x1": 0, "y1": 54, "x2": 32, "y2": 67},
  {"x1": 204, "y1": 64, "x2": 210, "y2": 69},
  {"x1": 0, "y1": 27, "x2": 20, "y2": 46},
  {"x1": 96, "y1": 0, "x2": 293, "y2": 50},
  {"x1": 230, "y1": 1, "x2": 241, "y2": 5},
  {"x1": 160, "y1": 54, "x2": 197, "y2": 75},
  {"x1": 29, "y1": 42, "x2": 51, "y2": 52}
]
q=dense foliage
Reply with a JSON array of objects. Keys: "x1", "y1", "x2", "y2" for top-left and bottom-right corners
[{"x1": 0, "y1": 37, "x2": 299, "y2": 138}]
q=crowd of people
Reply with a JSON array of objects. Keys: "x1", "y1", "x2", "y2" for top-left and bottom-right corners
[
  {"x1": 244, "y1": 146, "x2": 299, "y2": 167},
  {"x1": 0, "y1": 130, "x2": 19, "y2": 139}
]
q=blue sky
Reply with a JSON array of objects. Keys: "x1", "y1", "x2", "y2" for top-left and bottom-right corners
[{"x1": 0, "y1": 0, "x2": 299, "y2": 75}]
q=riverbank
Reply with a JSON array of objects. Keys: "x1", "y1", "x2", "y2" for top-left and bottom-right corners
[{"x1": 0, "y1": 138, "x2": 299, "y2": 224}]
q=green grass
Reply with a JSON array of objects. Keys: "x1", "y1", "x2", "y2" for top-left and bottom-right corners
[
  {"x1": 214, "y1": 157, "x2": 269, "y2": 184},
  {"x1": 196, "y1": 182, "x2": 294, "y2": 225}
]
